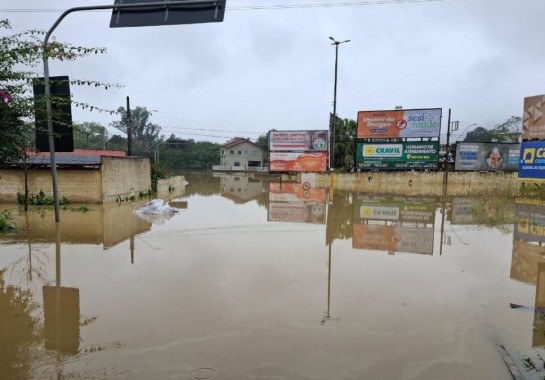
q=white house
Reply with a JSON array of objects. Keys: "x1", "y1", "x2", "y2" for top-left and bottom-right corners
[{"x1": 214, "y1": 138, "x2": 265, "y2": 171}]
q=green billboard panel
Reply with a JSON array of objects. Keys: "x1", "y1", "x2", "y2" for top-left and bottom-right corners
[{"x1": 356, "y1": 141, "x2": 439, "y2": 170}]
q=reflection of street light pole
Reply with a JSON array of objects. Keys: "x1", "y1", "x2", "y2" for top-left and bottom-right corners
[{"x1": 329, "y1": 36, "x2": 350, "y2": 171}]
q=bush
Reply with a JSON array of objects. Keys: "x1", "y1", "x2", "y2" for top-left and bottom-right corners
[{"x1": 17, "y1": 190, "x2": 70, "y2": 206}]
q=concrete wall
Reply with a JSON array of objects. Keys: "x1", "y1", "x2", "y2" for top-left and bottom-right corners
[
  {"x1": 316, "y1": 171, "x2": 521, "y2": 196},
  {"x1": 0, "y1": 168, "x2": 102, "y2": 203},
  {"x1": 0, "y1": 157, "x2": 151, "y2": 204},
  {"x1": 156, "y1": 175, "x2": 187, "y2": 200},
  {"x1": 101, "y1": 157, "x2": 151, "y2": 203}
]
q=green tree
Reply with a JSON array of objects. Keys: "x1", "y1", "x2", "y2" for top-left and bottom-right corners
[
  {"x1": 333, "y1": 118, "x2": 356, "y2": 171},
  {"x1": 73, "y1": 121, "x2": 108, "y2": 149},
  {"x1": 0, "y1": 18, "x2": 111, "y2": 164},
  {"x1": 110, "y1": 106, "x2": 161, "y2": 156},
  {"x1": 463, "y1": 116, "x2": 521, "y2": 143},
  {"x1": 159, "y1": 137, "x2": 220, "y2": 170},
  {"x1": 256, "y1": 132, "x2": 270, "y2": 163}
]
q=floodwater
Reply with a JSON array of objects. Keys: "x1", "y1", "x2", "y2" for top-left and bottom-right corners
[{"x1": 1, "y1": 172, "x2": 544, "y2": 379}]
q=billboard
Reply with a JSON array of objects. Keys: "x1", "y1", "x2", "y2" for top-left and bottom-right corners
[
  {"x1": 356, "y1": 141, "x2": 439, "y2": 170},
  {"x1": 357, "y1": 108, "x2": 442, "y2": 138},
  {"x1": 269, "y1": 130, "x2": 328, "y2": 152},
  {"x1": 519, "y1": 141, "x2": 545, "y2": 180},
  {"x1": 455, "y1": 142, "x2": 520, "y2": 171},
  {"x1": 269, "y1": 152, "x2": 327, "y2": 172},
  {"x1": 352, "y1": 223, "x2": 434, "y2": 255},
  {"x1": 353, "y1": 195, "x2": 436, "y2": 224},
  {"x1": 523, "y1": 94, "x2": 545, "y2": 140}
]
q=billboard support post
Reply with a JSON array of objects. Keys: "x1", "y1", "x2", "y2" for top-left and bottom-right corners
[
  {"x1": 41, "y1": 0, "x2": 221, "y2": 222},
  {"x1": 446, "y1": 109, "x2": 451, "y2": 164},
  {"x1": 329, "y1": 36, "x2": 350, "y2": 171}
]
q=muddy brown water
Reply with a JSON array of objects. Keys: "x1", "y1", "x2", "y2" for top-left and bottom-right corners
[{"x1": 1, "y1": 172, "x2": 544, "y2": 379}]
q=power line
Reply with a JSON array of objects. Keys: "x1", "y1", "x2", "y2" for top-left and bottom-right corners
[{"x1": 0, "y1": 0, "x2": 445, "y2": 13}]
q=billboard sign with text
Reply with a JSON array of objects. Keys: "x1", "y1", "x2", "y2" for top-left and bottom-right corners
[
  {"x1": 269, "y1": 130, "x2": 328, "y2": 152},
  {"x1": 455, "y1": 142, "x2": 520, "y2": 171},
  {"x1": 356, "y1": 141, "x2": 439, "y2": 169},
  {"x1": 357, "y1": 108, "x2": 442, "y2": 138},
  {"x1": 269, "y1": 152, "x2": 327, "y2": 172},
  {"x1": 523, "y1": 94, "x2": 545, "y2": 140},
  {"x1": 519, "y1": 141, "x2": 545, "y2": 180}
]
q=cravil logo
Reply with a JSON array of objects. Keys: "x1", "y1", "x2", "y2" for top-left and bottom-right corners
[
  {"x1": 523, "y1": 148, "x2": 536, "y2": 164},
  {"x1": 362, "y1": 144, "x2": 403, "y2": 158}
]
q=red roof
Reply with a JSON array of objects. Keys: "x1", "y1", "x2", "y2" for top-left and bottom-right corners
[{"x1": 28, "y1": 149, "x2": 127, "y2": 157}]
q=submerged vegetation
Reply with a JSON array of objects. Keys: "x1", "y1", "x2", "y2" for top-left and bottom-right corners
[{"x1": 0, "y1": 210, "x2": 16, "y2": 232}]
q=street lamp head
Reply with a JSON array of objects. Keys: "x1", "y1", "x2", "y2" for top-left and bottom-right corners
[
  {"x1": 329, "y1": 36, "x2": 335, "y2": 41},
  {"x1": 342, "y1": 39, "x2": 351, "y2": 43}
]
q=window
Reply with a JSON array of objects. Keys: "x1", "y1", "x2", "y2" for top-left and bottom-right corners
[
  {"x1": 238, "y1": 151, "x2": 242, "y2": 155},
  {"x1": 234, "y1": 162, "x2": 240, "y2": 166},
  {"x1": 230, "y1": 150, "x2": 234, "y2": 155}
]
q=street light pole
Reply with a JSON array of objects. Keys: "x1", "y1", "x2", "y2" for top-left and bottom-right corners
[{"x1": 329, "y1": 36, "x2": 350, "y2": 171}]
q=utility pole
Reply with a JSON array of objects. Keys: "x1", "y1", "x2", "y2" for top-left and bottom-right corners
[
  {"x1": 126, "y1": 96, "x2": 132, "y2": 156},
  {"x1": 329, "y1": 36, "x2": 350, "y2": 171}
]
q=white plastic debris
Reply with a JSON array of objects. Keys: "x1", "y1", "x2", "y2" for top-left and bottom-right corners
[{"x1": 134, "y1": 199, "x2": 178, "y2": 224}]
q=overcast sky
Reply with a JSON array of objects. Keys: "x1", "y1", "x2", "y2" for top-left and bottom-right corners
[{"x1": 3, "y1": 0, "x2": 545, "y2": 143}]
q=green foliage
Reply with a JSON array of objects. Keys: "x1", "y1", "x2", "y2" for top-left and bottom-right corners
[
  {"x1": 463, "y1": 116, "x2": 522, "y2": 143},
  {"x1": 110, "y1": 106, "x2": 161, "y2": 155},
  {"x1": 0, "y1": 210, "x2": 16, "y2": 232},
  {"x1": 0, "y1": 18, "x2": 114, "y2": 164},
  {"x1": 256, "y1": 133, "x2": 269, "y2": 162},
  {"x1": 16, "y1": 190, "x2": 69, "y2": 206},
  {"x1": 73, "y1": 121, "x2": 108, "y2": 149},
  {"x1": 333, "y1": 118, "x2": 356, "y2": 171},
  {"x1": 159, "y1": 138, "x2": 220, "y2": 170}
]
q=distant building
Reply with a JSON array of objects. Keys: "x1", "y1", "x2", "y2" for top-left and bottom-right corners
[{"x1": 214, "y1": 138, "x2": 266, "y2": 172}]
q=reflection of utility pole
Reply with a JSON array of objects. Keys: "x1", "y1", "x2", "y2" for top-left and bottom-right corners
[
  {"x1": 322, "y1": 193, "x2": 339, "y2": 324},
  {"x1": 130, "y1": 236, "x2": 135, "y2": 265},
  {"x1": 440, "y1": 170, "x2": 448, "y2": 256}
]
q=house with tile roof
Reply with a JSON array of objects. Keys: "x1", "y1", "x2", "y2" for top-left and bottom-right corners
[{"x1": 214, "y1": 138, "x2": 266, "y2": 172}]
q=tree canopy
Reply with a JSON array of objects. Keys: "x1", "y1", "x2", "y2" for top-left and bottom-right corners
[{"x1": 463, "y1": 116, "x2": 521, "y2": 143}]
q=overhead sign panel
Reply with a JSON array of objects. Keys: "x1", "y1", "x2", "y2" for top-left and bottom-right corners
[
  {"x1": 269, "y1": 130, "x2": 328, "y2": 152},
  {"x1": 352, "y1": 223, "x2": 434, "y2": 255},
  {"x1": 356, "y1": 141, "x2": 439, "y2": 170},
  {"x1": 110, "y1": 0, "x2": 226, "y2": 28},
  {"x1": 523, "y1": 94, "x2": 545, "y2": 140},
  {"x1": 353, "y1": 195, "x2": 436, "y2": 224},
  {"x1": 357, "y1": 108, "x2": 442, "y2": 138},
  {"x1": 33, "y1": 76, "x2": 74, "y2": 152},
  {"x1": 455, "y1": 142, "x2": 520, "y2": 171}
]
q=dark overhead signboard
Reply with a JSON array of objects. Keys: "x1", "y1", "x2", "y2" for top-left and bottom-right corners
[
  {"x1": 110, "y1": 0, "x2": 227, "y2": 28},
  {"x1": 33, "y1": 76, "x2": 74, "y2": 152}
]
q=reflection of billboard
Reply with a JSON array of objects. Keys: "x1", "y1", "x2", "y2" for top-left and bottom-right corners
[
  {"x1": 269, "y1": 152, "x2": 327, "y2": 172},
  {"x1": 357, "y1": 108, "x2": 442, "y2": 138},
  {"x1": 269, "y1": 130, "x2": 328, "y2": 152},
  {"x1": 269, "y1": 182, "x2": 326, "y2": 203},
  {"x1": 356, "y1": 141, "x2": 439, "y2": 170},
  {"x1": 514, "y1": 203, "x2": 545, "y2": 243},
  {"x1": 352, "y1": 223, "x2": 434, "y2": 254},
  {"x1": 511, "y1": 238, "x2": 545, "y2": 285},
  {"x1": 519, "y1": 141, "x2": 545, "y2": 180},
  {"x1": 455, "y1": 142, "x2": 520, "y2": 171},
  {"x1": 268, "y1": 202, "x2": 326, "y2": 224},
  {"x1": 354, "y1": 196, "x2": 436, "y2": 224},
  {"x1": 451, "y1": 197, "x2": 475, "y2": 224},
  {"x1": 523, "y1": 95, "x2": 545, "y2": 140}
]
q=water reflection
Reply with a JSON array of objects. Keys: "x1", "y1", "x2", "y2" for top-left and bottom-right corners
[
  {"x1": 511, "y1": 199, "x2": 545, "y2": 348},
  {"x1": 0, "y1": 173, "x2": 533, "y2": 378},
  {"x1": 352, "y1": 195, "x2": 436, "y2": 255}
]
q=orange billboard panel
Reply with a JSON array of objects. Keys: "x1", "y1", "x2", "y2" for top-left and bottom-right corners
[
  {"x1": 357, "y1": 108, "x2": 442, "y2": 138},
  {"x1": 269, "y1": 152, "x2": 327, "y2": 173}
]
